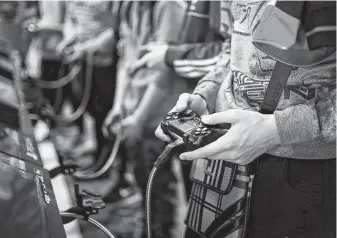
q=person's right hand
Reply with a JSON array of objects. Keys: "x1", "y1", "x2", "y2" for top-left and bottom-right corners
[
  {"x1": 102, "y1": 106, "x2": 123, "y2": 138},
  {"x1": 155, "y1": 93, "x2": 209, "y2": 142}
]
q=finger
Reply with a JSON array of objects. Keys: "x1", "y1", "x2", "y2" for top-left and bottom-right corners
[
  {"x1": 208, "y1": 151, "x2": 236, "y2": 162},
  {"x1": 175, "y1": 93, "x2": 192, "y2": 112},
  {"x1": 140, "y1": 42, "x2": 160, "y2": 51},
  {"x1": 155, "y1": 126, "x2": 171, "y2": 142},
  {"x1": 130, "y1": 55, "x2": 149, "y2": 75},
  {"x1": 201, "y1": 109, "x2": 243, "y2": 125},
  {"x1": 179, "y1": 137, "x2": 229, "y2": 161}
]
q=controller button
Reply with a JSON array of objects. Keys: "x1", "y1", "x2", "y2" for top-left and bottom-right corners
[
  {"x1": 183, "y1": 109, "x2": 193, "y2": 116},
  {"x1": 196, "y1": 128, "x2": 201, "y2": 132},
  {"x1": 173, "y1": 115, "x2": 178, "y2": 119},
  {"x1": 195, "y1": 131, "x2": 201, "y2": 136},
  {"x1": 202, "y1": 127, "x2": 208, "y2": 131},
  {"x1": 201, "y1": 131, "x2": 207, "y2": 135},
  {"x1": 165, "y1": 116, "x2": 171, "y2": 120},
  {"x1": 168, "y1": 112, "x2": 173, "y2": 116}
]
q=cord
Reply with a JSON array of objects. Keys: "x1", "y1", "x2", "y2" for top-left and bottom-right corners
[
  {"x1": 145, "y1": 139, "x2": 184, "y2": 238},
  {"x1": 145, "y1": 167, "x2": 158, "y2": 238},
  {"x1": 59, "y1": 212, "x2": 116, "y2": 238},
  {"x1": 52, "y1": 53, "x2": 93, "y2": 126},
  {"x1": 34, "y1": 63, "x2": 82, "y2": 89},
  {"x1": 72, "y1": 127, "x2": 122, "y2": 179}
]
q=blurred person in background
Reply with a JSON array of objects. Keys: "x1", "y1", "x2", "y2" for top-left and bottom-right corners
[
  {"x1": 102, "y1": 1, "x2": 220, "y2": 237},
  {"x1": 36, "y1": 1, "x2": 119, "y2": 171},
  {"x1": 132, "y1": 1, "x2": 231, "y2": 199}
]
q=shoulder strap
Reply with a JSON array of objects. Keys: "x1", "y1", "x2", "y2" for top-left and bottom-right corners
[{"x1": 259, "y1": 61, "x2": 293, "y2": 114}]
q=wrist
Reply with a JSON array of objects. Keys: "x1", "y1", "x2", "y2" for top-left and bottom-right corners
[{"x1": 264, "y1": 114, "x2": 281, "y2": 146}]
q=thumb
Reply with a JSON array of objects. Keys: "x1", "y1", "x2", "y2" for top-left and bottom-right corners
[
  {"x1": 130, "y1": 54, "x2": 149, "y2": 75},
  {"x1": 201, "y1": 109, "x2": 242, "y2": 125}
]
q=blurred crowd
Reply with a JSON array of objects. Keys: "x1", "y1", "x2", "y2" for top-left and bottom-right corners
[{"x1": 0, "y1": 1, "x2": 336, "y2": 238}]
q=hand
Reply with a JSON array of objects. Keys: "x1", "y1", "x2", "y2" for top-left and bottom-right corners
[
  {"x1": 62, "y1": 43, "x2": 87, "y2": 63},
  {"x1": 102, "y1": 107, "x2": 123, "y2": 138},
  {"x1": 155, "y1": 93, "x2": 209, "y2": 142},
  {"x1": 120, "y1": 115, "x2": 143, "y2": 145},
  {"x1": 130, "y1": 43, "x2": 169, "y2": 75},
  {"x1": 179, "y1": 109, "x2": 281, "y2": 165},
  {"x1": 56, "y1": 38, "x2": 75, "y2": 55}
]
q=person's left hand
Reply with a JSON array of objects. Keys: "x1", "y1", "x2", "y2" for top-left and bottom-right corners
[
  {"x1": 120, "y1": 115, "x2": 144, "y2": 145},
  {"x1": 63, "y1": 43, "x2": 87, "y2": 63},
  {"x1": 179, "y1": 109, "x2": 281, "y2": 165},
  {"x1": 130, "y1": 43, "x2": 169, "y2": 75}
]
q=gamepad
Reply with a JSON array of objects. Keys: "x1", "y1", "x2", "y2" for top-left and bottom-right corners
[{"x1": 160, "y1": 109, "x2": 230, "y2": 151}]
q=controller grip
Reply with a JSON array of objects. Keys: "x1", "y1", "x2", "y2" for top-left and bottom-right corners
[{"x1": 201, "y1": 129, "x2": 227, "y2": 147}]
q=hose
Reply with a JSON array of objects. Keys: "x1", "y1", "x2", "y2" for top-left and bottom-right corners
[
  {"x1": 34, "y1": 63, "x2": 82, "y2": 89},
  {"x1": 72, "y1": 126, "x2": 122, "y2": 179},
  {"x1": 59, "y1": 212, "x2": 116, "y2": 238},
  {"x1": 52, "y1": 52, "x2": 93, "y2": 126}
]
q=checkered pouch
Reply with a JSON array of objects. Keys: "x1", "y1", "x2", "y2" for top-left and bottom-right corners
[{"x1": 185, "y1": 159, "x2": 256, "y2": 238}]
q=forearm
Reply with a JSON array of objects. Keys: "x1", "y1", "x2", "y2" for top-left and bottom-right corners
[
  {"x1": 193, "y1": 66, "x2": 231, "y2": 113},
  {"x1": 38, "y1": 1, "x2": 64, "y2": 26},
  {"x1": 113, "y1": 64, "x2": 130, "y2": 109},
  {"x1": 83, "y1": 29, "x2": 115, "y2": 51},
  {"x1": 133, "y1": 76, "x2": 167, "y2": 122},
  {"x1": 274, "y1": 87, "x2": 336, "y2": 145}
]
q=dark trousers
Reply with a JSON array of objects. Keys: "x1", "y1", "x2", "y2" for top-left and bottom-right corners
[
  {"x1": 184, "y1": 154, "x2": 336, "y2": 238},
  {"x1": 120, "y1": 131, "x2": 178, "y2": 238},
  {"x1": 81, "y1": 61, "x2": 116, "y2": 160}
]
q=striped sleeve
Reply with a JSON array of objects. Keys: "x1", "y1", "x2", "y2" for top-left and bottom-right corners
[{"x1": 165, "y1": 41, "x2": 223, "y2": 79}]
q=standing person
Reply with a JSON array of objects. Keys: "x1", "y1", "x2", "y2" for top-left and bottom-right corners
[
  {"x1": 103, "y1": 1, "x2": 222, "y2": 237},
  {"x1": 132, "y1": 1, "x2": 231, "y2": 198},
  {"x1": 38, "y1": 0, "x2": 119, "y2": 170},
  {"x1": 156, "y1": 1, "x2": 336, "y2": 238}
]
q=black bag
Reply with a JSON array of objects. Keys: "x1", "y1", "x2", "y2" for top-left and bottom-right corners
[{"x1": 185, "y1": 62, "x2": 293, "y2": 238}]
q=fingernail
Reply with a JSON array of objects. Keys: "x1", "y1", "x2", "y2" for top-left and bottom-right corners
[
  {"x1": 179, "y1": 155, "x2": 186, "y2": 160},
  {"x1": 201, "y1": 115, "x2": 209, "y2": 123}
]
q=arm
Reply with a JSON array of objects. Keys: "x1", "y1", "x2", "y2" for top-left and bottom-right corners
[
  {"x1": 37, "y1": 1, "x2": 64, "y2": 27},
  {"x1": 112, "y1": 61, "x2": 130, "y2": 110},
  {"x1": 165, "y1": 41, "x2": 223, "y2": 79},
  {"x1": 132, "y1": 72, "x2": 168, "y2": 123},
  {"x1": 275, "y1": 75, "x2": 336, "y2": 144},
  {"x1": 129, "y1": 1, "x2": 186, "y2": 121}
]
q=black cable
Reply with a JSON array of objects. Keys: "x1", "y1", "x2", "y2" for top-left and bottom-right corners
[
  {"x1": 145, "y1": 139, "x2": 184, "y2": 238},
  {"x1": 145, "y1": 167, "x2": 158, "y2": 238}
]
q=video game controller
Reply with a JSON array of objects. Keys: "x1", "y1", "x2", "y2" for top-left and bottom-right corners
[{"x1": 160, "y1": 109, "x2": 230, "y2": 151}]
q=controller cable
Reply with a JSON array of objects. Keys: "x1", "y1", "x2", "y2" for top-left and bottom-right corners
[
  {"x1": 60, "y1": 212, "x2": 116, "y2": 238},
  {"x1": 145, "y1": 139, "x2": 185, "y2": 238}
]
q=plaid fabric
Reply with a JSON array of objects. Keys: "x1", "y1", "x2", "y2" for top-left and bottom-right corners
[{"x1": 186, "y1": 160, "x2": 255, "y2": 238}]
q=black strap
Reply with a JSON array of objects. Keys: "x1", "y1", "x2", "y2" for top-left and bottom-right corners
[{"x1": 259, "y1": 61, "x2": 293, "y2": 114}]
